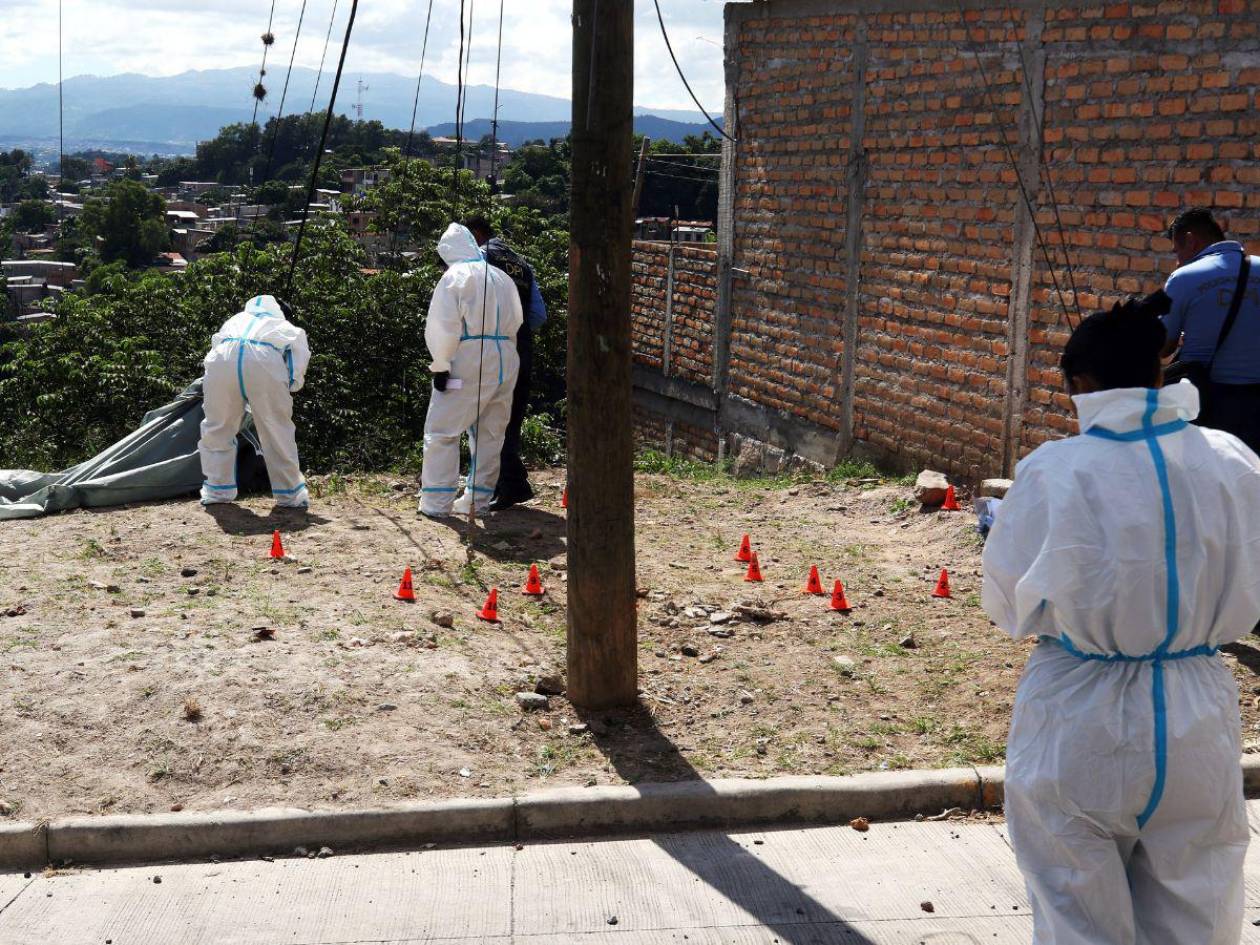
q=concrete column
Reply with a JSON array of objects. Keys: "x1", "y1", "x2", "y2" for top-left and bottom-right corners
[
  {"x1": 835, "y1": 17, "x2": 870, "y2": 457},
  {"x1": 712, "y1": 6, "x2": 740, "y2": 403},
  {"x1": 1001, "y1": 4, "x2": 1046, "y2": 476}
]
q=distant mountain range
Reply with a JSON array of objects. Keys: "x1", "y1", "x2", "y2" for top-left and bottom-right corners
[
  {"x1": 427, "y1": 116, "x2": 721, "y2": 149},
  {"x1": 0, "y1": 67, "x2": 714, "y2": 156}
]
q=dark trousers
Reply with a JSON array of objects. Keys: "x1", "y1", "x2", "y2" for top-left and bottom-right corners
[
  {"x1": 497, "y1": 322, "x2": 533, "y2": 498},
  {"x1": 1201, "y1": 382, "x2": 1260, "y2": 457}
]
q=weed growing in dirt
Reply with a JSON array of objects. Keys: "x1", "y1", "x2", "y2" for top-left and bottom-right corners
[
  {"x1": 181, "y1": 697, "x2": 203, "y2": 722},
  {"x1": 889, "y1": 497, "x2": 915, "y2": 515},
  {"x1": 534, "y1": 740, "x2": 585, "y2": 778},
  {"x1": 141, "y1": 556, "x2": 165, "y2": 576},
  {"x1": 79, "y1": 538, "x2": 108, "y2": 560}
]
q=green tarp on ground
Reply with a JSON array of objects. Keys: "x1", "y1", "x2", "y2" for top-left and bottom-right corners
[{"x1": 0, "y1": 379, "x2": 263, "y2": 520}]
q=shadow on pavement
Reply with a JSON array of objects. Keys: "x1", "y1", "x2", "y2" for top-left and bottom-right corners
[{"x1": 579, "y1": 702, "x2": 878, "y2": 945}]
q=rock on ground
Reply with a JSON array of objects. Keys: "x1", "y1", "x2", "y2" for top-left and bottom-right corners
[{"x1": 914, "y1": 470, "x2": 950, "y2": 507}]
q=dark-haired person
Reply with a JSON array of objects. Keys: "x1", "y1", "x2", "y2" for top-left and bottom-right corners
[
  {"x1": 1162, "y1": 208, "x2": 1260, "y2": 453},
  {"x1": 465, "y1": 215, "x2": 547, "y2": 511},
  {"x1": 982, "y1": 307, "x2": 1260, "y2": 944}
]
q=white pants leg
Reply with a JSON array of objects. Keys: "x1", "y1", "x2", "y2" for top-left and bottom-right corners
[
  {"x1": 457, "y1": 380, "x2": 514, "y2": 514},
  {"x1": 198, "y1": 360, "x2": 245, "y2": 504},
  {"x1": 421, "y1": 384, "x2": 475, "y2": 516},
  {"x1": 246, "y1": 367, "x2": 308, "y2": 507}
]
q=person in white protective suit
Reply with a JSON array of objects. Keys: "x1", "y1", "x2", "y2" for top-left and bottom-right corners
[
  {"x1": 420, "y1": 223, "x2": 523, "y2": 517},
  {"x1": 983, "y1": 305, "x2": 1260, "y2": 945},
  {"x1": 198, "y1": 294, "x2": 311, "y2": 508}
]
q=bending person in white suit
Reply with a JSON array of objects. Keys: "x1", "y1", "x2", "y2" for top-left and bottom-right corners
[
  {"x1": 198, "y1": 294, "x2": 311, "y2": 508},
  {"x1": 983, "y1": 305, "x2": 1260, "y2": 944},
  {"x1": 419, "y1": 223, "x2": 523, "y2": 518}
]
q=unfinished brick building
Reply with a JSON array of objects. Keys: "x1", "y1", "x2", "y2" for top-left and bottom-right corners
[{"x1": 630, "y1": 0, "x2": 1260, "y2": 478}]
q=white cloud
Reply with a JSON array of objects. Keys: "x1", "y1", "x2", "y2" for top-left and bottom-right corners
[{"x1": 0, "y1": 0, "x2": 727, "y2": 112}]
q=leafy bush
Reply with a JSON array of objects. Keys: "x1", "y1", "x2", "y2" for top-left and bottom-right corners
[{"x1": 520, "y1": 415, "x2": 564, "y2": 469}]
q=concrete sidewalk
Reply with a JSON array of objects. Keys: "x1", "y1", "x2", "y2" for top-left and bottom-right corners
[{"x1": 4, "y1": 807, "x2": 1260, "y2": 944}]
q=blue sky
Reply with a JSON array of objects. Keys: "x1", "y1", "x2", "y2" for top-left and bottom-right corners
[{"x1": 0, "y1": 0, "x2": 729, "y2": 113}]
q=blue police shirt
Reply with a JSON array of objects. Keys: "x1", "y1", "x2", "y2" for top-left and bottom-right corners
[{"x1": 1163, "y1": 241, "x2": 1260, "y2": 384}]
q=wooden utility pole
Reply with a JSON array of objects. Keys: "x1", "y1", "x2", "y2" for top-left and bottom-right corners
[
  {"x1": 632, "y1": 136, "x2": 651, "y2": 218},
  {"x1": 567, "y1": 0, "x2": 637, "y2": 709}
]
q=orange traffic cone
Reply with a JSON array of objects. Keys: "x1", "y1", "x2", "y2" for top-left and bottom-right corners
[
  {"x1": 477, "y1": 588, "x2": 501, "y2": 622},
  {"x1": 561, "y1": 486, "x2": 568, "y2": 509},
  {"x1": 522, "y1": 564, "x2": 545, "y2": 596},
  {"x1": 829, "y1": 580, "x2": 852, "y2": 613},
  {"x1": 743, "y1": 551, "x2": 764, "y2": 583},
  {"x1": 932, "y1": 569, "x2": 953, "y2": 599},
  {"x1": 734, "y1": 534, "x2": 752, "y2": 563},
  {"x1": 941, "y1": 485, "x2": 962, "y2": 512},
  {"x1": 803, "y1": 565, "x2": 824, "y2": 596},
  {"x1": 394, "y1": 567, "x2": 416, "y2": 602},
  {"x1": 269, "y1": 530, "x2": 285, "y2": 560}
]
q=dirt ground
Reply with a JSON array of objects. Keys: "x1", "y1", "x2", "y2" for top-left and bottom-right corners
[{"x1": 5, "y1": 465, "x2": 1260, "y2": 821}]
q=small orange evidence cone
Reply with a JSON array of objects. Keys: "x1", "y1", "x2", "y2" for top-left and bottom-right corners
[
  {"x1": 743, "y1": 551, "x2": 764, "y2": 583},
  {"x1": 803, "y1": 564, "x2": 824, "y2": 596},
  {"x1": 941, "y1": 485, "x2": 962, "y2": 512},
  {"x1": 522, "y1": 564, "x2": 545, "y2": 596},
  {"x1": 829, "y1": 580, "x2": 852, "y2": 613},
  {"x1": 932, "y1": 569, "x2": 953, "y2": 599},
  {"x1": 477, "y1": 588, "x2": 501, "y2": 622},
  {"x1": 561, "y1": 486, "x2": 568, "y2": 509},
  {"x1": 394, "y1": 567, "x2": 416, "y2": 602},
  {"x1": 734, "y1": 534, "x2": 752, "y2": 563},
  {"x1": 269, "y1": 530, "x2": 285, "y2": 560}
]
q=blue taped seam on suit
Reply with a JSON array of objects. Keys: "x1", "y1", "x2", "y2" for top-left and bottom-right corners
[
  {"x1": 272, "y1": 483, "x2": 307, "y2": 495},
  {"x1": 422, "y1": 487, "x2": 458, "y2": 493},
  {"x1": 204, "y1": 482, "x2": 237, "y2": 490},
  {"x1": 1052, "y1": 389, "x2": 1186, "y2": 830}
]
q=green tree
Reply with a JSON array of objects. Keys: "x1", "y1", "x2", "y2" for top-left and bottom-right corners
[
  {"x1": 12, "y1": 199, "x2": 55, "y2": 232},
  {"x1": 254, "y1": 179, "x2": 290, "y2": 205},
  {"x1": 58, "y1": 155, "x2": 92, "y2": 183},
  {"x1": 79, "y1": 180, "x2": 169, "y2": 267}
]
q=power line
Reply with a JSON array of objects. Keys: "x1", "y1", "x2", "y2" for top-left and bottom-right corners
[
  {"x1": 57, "y1": 0, "x2": 64, "y2": 212},
  {"x1": 309, "y1": 0, "x2": 340, "y2": 113},
  {"x1": 286, "y1": 0, "x2": 359, "y2": 297},
  {"x1": 263, "y1": 0, "x2": 311, "y2": 181},
  {"x1": 387, "y1": 0, "x2": 436, "y2": 259},
  {"x1": 251, "y1": 0, "x2": 279, "y2": 129},
  {"x1": 645, "y1": 158, "x2": 720, "y2": 174},
  {"x1": 651, "y1": 0, "x2": 734, "y2": 143},
  {"x1": 1011, "y1": 35, "x2": 1082, "y2": 320},
  {"x1": 451, "y1": 0, "x2": 467, "y2": 203},
  {"x1": 951, "y1": 0, "x2": 1079, "y2": 328},
  {"x1": 645, "y1": 167, "x2": 721, "y2": 185},
  {"x1": 489, "y1": 0, "x2": 505, "y2": 183}
]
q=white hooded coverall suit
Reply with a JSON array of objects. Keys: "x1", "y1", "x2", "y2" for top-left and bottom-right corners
[
  {"x1": 420, "y1": 224, "x2": 523, "y2": 516},
  {"x1": 983, "y1": 383, "x2": 1260, "y2": 945},
  {"x1": 198, "y1": 295, "x2": 311, "y2": 507}
]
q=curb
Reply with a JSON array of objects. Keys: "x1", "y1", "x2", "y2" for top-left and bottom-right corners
[{"x1": 2, "y1": 759, "x2": 1257, "y2": 870}]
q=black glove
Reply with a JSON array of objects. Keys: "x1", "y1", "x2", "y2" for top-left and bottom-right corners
[{"x1": 433, "y1": 371, "x2": 449, "y2": 392}]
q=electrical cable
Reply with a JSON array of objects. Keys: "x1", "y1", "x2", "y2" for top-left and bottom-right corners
[
  {"x1": 285, "y1": 0, "x2": 359, "y2": 297},
  {"x1": 489, "y1": 0, "x2": 505, "y2": 185},
  {"x1": 251, "y1": 0, "x2": 279, "y2": 129},
  {"x1": 387, "y1": 0, "x2": 436, "y2": 259},
  {"x1": 651, "y1": 0, "x2": 735, "y2": 143},
  {"x1": 263, "y1": 0, "x2": 311, "y2": 182},
  {"x1": 951, "y1": 0, "x2": 1079, "y2": 328},
  {"x1": 309, "y1": 0, "x2": 340, "y2": 113}
]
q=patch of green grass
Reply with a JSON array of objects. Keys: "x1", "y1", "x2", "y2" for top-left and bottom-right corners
[
  {"x1": 889, "y1": 497, "x2": 915, "y2": 515},
  {"x1": 634, "y1": 450, "x2": 728, "y2": 481},
  {"x1": 321, "y1": 715, "x2": 356, "y2": 732},
  {"x1": 851, "y1": 735, "x2": 882, "y2": 751},
  {"x1": 826, "y1": 459, "x2": 883, "y2": 482},
  {"x1": 140, "y1": 556, "x2": 166, "y2": 576},
  {"x1": 534, "y1": 740, "x2": 585, "y2": 778},
  {"x1": 938, "y1": 725, "x2": 1006, "y2": 765},
  {"x1": 80, "y1": 538, "x2": 108, "y2": 560}
]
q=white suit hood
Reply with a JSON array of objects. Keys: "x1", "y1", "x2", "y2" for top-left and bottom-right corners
[
  {"x1": 245, "y1": 294, "x2": 287, "y2": 320},
  {"x1": 425, "y1": 223, "x2": 524, "y2": 374},
  {"x1": 437, "y1": 224, "x2": 483, "y2": 267}
]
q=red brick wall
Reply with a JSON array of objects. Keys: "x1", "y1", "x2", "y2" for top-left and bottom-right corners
[
  {"x1": 1021, "y1": 1, "x2": 1260, "y2": 450},
  {"x1": 727, "y1": 13, "x2": 858, "y2": 428},
  {"x1": 631, "y1": 241, "x2": 719, "y2": 386},
  {"x1": 854, "y1": 7, "x2": 1026, "y2": 477},
  {"x1": 632, "y1": 404, "x2": 720, "y2": 463},
  {"x1": 694, "y1": 0, "x2": 1260, "y2": 478}
]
